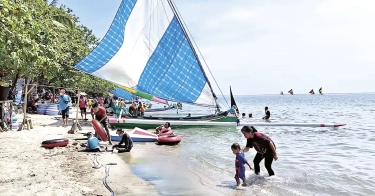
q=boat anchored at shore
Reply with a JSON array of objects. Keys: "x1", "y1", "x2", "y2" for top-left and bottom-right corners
[{"x1": 74, "y1": 0, "x2": 238, "y2": 128}]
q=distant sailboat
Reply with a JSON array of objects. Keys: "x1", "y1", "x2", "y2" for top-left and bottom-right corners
[
  {"x1": 309, "y1": 89, "x2": 315, "y2": 94},
  {"x1": 319, "y1": 87, "x2": 323, "y2": 95},
  {"x1": 288, "y1": 89, "x2": 294, "y2": 95},
  {"x1": 280, "y1": 91, "x2": 284, "y2": 95}
]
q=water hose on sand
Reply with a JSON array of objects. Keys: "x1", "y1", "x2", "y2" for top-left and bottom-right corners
[
  {"x1": 104, "y1": 163, "x2": 117, "y2": 196},
  {"x1": 92, "y1": 153, "x2": 117, "y2": 196}
]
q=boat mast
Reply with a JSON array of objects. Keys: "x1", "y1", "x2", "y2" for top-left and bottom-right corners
[{"x1": 167, "y1": 0, "x2": 221, "y2": 111}]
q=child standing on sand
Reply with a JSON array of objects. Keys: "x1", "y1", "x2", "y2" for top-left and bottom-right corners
[{"x1": 231, "y1": 143, "x2": 253, "y2": 188}]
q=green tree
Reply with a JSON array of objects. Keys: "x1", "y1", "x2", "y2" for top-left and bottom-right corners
[{"x1": 0, "y1": 0, "x2": 115, "y2": 97}]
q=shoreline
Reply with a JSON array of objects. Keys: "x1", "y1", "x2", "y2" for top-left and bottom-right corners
[{"x1": 0, "y1": 113, "x2": 157, "y2": 196}]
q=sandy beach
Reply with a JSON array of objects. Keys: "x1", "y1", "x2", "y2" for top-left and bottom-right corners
[{"x1": 0, "y1": 112, "x2": 157, "y2": 196}]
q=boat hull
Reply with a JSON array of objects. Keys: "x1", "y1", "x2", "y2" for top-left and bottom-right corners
[
  {"x1": 109, "y1": 110, "x2": 237, "y2": 129},
  {"x1": 111, "y1": 135, "x2": 156, "y2": 142},
  {"x1": 110, "y1": 127, "x2": 157, "y2": 142},
  {"x1": 108, "y1": 118, "x2": 346, "y2": 129},
  {"x1": 145, "y1": 107, "x2": 172, "y2": 112},
  {"x1": 109, "y1": 115, "x2": 237, "y2": 129}
]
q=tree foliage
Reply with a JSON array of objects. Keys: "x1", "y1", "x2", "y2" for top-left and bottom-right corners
[{"x1": 0, "y1": 0, "x2": 115, "y2": 95}]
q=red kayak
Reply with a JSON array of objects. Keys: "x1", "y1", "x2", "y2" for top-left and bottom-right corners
[{"x1": 157, "y1": 134, "x2": 181, "y2": 145}]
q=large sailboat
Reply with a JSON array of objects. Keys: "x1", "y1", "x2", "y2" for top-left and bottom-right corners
[{"x1": 74, "y1": 0, "x2": 237, "y2": 129}]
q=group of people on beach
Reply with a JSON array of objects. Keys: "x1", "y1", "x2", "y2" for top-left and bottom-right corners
[
  {"x1": 232, "y1": 125, "x2": 277, "y2": 188},
  {"x1": 127, "y1": 101, "x2": 146, "y2": 117}
]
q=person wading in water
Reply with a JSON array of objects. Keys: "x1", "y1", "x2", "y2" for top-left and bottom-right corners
[
  {"x1": 241, "y1": 126, "x2": 278, "y2": 176},
  {"x1": 262, "y1": 106, "x2": 271, "y2": 120}
]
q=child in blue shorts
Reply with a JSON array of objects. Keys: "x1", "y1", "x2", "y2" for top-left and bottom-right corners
[{"x1": 231, "y1": 143, "x2": 253, "y2": 188}]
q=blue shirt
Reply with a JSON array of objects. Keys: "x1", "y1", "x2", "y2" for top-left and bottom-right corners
[
  {"x1": 235, "y1": 152, "x2": 247, "y2": 169},
  {"x1": 87, "y1": 137, "x2": 100, "y2": 149},
  {"x1": 59, "y1": 94, "x2": 71, "y2": 110}
]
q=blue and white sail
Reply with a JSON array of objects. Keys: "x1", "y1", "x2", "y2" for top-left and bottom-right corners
[
  {"x1": 109, "y1": 87, "x2": 135, "y2": 100},
  {"x1": 75, "y1": 0, "x2": 218, "y2": 107}
]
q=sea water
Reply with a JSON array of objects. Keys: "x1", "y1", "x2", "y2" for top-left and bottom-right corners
[{"x1": 121, "y1": 93, "x2": 375, "y2": 196}]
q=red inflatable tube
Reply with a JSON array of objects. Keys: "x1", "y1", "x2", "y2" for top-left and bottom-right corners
[
  {"x1": 157, "y1": 134, "x2": 181, "y2": 145},
  {"x1": 41, "y1": 138, "x2": 69, "y2": 149},
  {"x1": 158, "y1": 129, "x2": 173, "y2": 136},
  {"x1": 92, "y1": 119, "x2": 108, "y2": 141}
]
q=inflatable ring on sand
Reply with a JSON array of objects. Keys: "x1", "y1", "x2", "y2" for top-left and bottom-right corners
[
  {"x1": 158, "y1": 129, "x2": 173, "y2": 136},
  {"x1": 41, "y1": 138, "x2": 69, "y2": 149},
  {"x1": 91, "y1": 119, "x2": 108, "y2": 141},
  {"x1": 157, "y1": 134, "x2": 181, "y2": 145}
]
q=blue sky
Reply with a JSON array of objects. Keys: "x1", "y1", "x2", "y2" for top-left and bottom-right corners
[{"x1": 58, "y1": 0, "x2": 375, "y2": 95}]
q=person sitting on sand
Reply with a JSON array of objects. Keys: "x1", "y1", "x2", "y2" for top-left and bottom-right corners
[
  {"x1": 249, "y1": 113, "x2": 253, "y2": 118},
  {"x1": 242, "y1": 113, "x2": 246, "y2": 118},
  {"x1": 231, "y1": 142, "x2": 253, "y2": 188},
  {"x1": 91, "y1": 102, "x2": 112, "y2": 145},
  {"x1": 187, "y1": 113, "x2": 191, "y2": 117},
  {"x1": 112, "y1": 129, "x2": 133, "y2": 152},
  {"x1": 85, "y1": 132, "x2": 101, "y2": 152}
]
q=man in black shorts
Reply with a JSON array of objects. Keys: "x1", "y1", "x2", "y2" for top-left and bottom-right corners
[{"x1": 58, "y1": 88, "x2": 71, "y2": 127}]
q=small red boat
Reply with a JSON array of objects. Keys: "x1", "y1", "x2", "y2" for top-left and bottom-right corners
[{"x1": 157, "y1": 134, "x2": 181, "y2": 145}]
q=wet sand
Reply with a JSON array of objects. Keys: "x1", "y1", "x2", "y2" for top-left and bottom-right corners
[{"x1": 122, "y1": 142, "x2": 226, "y2": 196}]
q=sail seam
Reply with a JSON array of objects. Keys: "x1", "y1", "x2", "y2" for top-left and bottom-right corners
[
  {"x1": 170, "y1": 0, "x2": 231, "y2": 109},
  {"x1": 168, "y1": 0, "x2": 221, "y2": 109}
]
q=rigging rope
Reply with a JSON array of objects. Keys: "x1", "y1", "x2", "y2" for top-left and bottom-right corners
[{"x1": 169, "y1": 0, "x2": 230, "y2": 109}]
